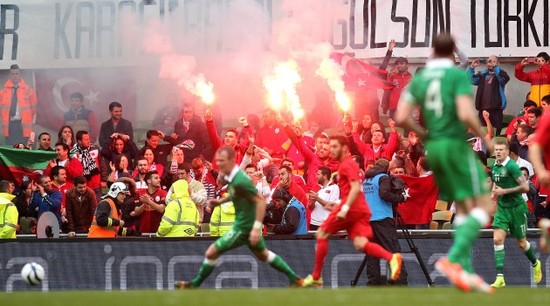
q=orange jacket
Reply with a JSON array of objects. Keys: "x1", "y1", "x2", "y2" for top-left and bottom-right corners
[
  {"x1": 88, "y1": 198, "x2": 120, "y2": 238},
  {"x1": 0, "y1": 79, "x2": 37, "y2": 137}
]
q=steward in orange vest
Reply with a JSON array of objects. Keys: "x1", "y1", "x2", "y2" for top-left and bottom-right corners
[
  {"x1": 88, "y1": 182, "x2": 128, "y2": 238},
  {"x1": 0, "y1": 65, "x2": 37, "y2": 144}
]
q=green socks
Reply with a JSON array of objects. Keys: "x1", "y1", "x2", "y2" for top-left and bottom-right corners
[
  {"x1": 524, "y1": 241, "x2": 537, "y2": 265},
  {"x1": 449, "y1": 215, "x2": 481, "y2": 269},
  {"x1": 494, "y1": 244, "x2": 505, "y2": 275},
  {"x1": 268, "y1": 252, "x2": 299, "y2": 282},
  {"x1": 191, "y1": 259, "x2": 217, "y2": 287}
]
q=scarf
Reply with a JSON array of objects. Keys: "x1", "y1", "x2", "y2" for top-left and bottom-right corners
[{"x1": 71, "y1": 144, "x2": 100, "y2": 177}]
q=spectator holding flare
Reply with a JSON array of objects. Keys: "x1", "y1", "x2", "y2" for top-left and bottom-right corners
[
  {"x1": 515, "y1": 52, "x2": 550, "y2": 105},
  {"x1": 467, "y1": 55, "x2": 510, "y2": 134},
  {"x1": 396, "y1": 34, "x2": 495, "y2": 292},
  {"x1": 175, "y1": 147, "x2": 303, "y2": 289},
  {"x1": 255, "y1": 109, "x2": 289, "y2": 159},
  {"x1": 302, "y1": 136, "x2": 403, "y2": 288},
  {"x1": 64, "y1": 92, "x2": 99, "y2": 143},
  {"x1": 0, "y1": 64, "x2": 37, "y2": 146},
  {"x1": 44, "y1": 143, "x2": 84, "y2": 183},
  {"x1": 489, "y1": 138, "x2": 541, "y2": 288},
  {"x1": 65, "y1": 176, "x2": 97, "y2": 237},
  {"x1": 99, "y1": 102, "x2": 134, "y2": 149}
]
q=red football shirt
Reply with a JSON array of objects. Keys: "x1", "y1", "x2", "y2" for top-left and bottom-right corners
[
  {"x1": 535, "y1": 112, "x2": 550, "y2": 168},
  {"x1": 336, "y1": 157, "x2": 370, "y2": 214},
  {"x1": 137, "y1": 188, "x2": 167, "y2": 233},
  {"x1": 52, "y1": 182, "x2": 74, "y2": 211}
]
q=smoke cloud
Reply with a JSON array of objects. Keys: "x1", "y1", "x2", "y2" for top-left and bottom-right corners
[{"x1": 122, "y1": 0, "x2": 347, "y2": 127}]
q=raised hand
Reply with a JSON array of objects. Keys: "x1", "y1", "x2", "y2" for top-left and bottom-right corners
[{"x1": 388, "y1": 39, "x2": 396, "y2": 51}]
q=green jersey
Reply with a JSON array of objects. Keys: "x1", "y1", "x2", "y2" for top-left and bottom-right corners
[
  {"x1": 404, "y1": 59, "x2": 472, "y2": 141},
  {"x1": 226, "y1": 167, "x2": 258, "y2": 229},
  {"x1": 491, "y1": 157, "x2": 525, "y2": 208}
]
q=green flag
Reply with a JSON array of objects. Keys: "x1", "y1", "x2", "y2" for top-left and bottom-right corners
[{"x1": 0, "y1": 146, "x2": 56, "y2": 185}]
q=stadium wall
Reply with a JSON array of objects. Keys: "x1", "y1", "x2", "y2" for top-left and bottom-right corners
[{"x1": 0, "y1": 236, "x2": 548, "y2": 292}]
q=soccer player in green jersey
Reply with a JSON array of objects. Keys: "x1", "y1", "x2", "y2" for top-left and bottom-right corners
[
  {"x1": 175, "y1": 147, "x2": 303, "y2": 288},
  {"x1": 395, "y1": 34, "x2": 494, "y2": 293},
  {"x1": 490, "y1": 138, "x2": 542, "y2": 288}
]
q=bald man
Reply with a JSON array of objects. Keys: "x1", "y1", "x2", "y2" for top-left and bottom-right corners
[{"x1": 467, "y1": 55, "x2": 511, "y2": 134}]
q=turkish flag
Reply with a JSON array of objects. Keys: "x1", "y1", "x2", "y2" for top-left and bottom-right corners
[
  {"x1": 330, "y1": 52, "x2": 395, "y2": 91},
  {"x1": 34, "y1": 68, "x2": 137, "y2": 131},
  {"x1": 397, "y1": 174, "x2": 439, "y2": 225}
]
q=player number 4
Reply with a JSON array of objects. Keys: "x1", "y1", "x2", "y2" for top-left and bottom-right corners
[{"x1": 426, "y1": 79, "x2": 443, "y2": 118}]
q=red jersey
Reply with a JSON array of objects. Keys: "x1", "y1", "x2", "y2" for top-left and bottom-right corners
[
  {"x1": 137, "y1": 188, "x2": 167, "y2": 233},
  {"x1": 535, "y1": 112, "x2": 550, "y2": 168},
  {"x1": 52, "y1": 182, "x2": 74, "y2": 211},
  {"x1": 336, "y1": 157, "x2": 370, "y2": 214}
]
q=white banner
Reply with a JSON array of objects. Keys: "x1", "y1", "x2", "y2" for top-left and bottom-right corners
[{"x1": 0, "y1": 0, "x2": 547, "y2": 69}]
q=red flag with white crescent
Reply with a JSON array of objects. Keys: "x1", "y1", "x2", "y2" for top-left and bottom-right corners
[
  {"x1": 330, "y1": 52, "x2": 395, "y2": 91},
  {"x1": 34, "y1": 68, "x2": 137, "y2": 132}
]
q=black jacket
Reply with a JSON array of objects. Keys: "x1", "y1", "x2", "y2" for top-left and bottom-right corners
[
  {"x1": 99, "y1": 118, "x2": 134, "y2": 148},
  {"x1": 165, "y1": 115, "x2": 210, "y2": 161},
  {"x1": 95, "y1": 197, "x2": 123, "y2": 227},
  {"x1": 365, "y1": 165, "x2": 405, "y2": 204},
  {"x1": 469, "y1": 67, "x2": 510, "y2": 111},
  {"x1": 273, "y1": 206, "x2": 300, "y2": 235}
]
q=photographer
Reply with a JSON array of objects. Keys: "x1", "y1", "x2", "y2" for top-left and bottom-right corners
[
  {"x1": 265, "y1": 189, "x2": 307, "y2": 235},
  {"x1": 363, "y1": 158, "x2": 408, "y2": 285}
]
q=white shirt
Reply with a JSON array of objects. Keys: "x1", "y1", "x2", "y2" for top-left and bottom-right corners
[
  {"x1": 515, "y1": 157, "x2": 534, "y2": 177},
  {"x1": 256, "y1": 182, "x2": 271, "y2": 199},
  {"x1": 311, "y1": 183, "x2": 340, "y2": 226}
]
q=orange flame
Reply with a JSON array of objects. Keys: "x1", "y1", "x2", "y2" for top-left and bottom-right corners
[
  {"x1": 263, "y1": 59, "x2": 304, "y2": 122},
  {"x1": 316, "y1": 58, "x2": 351, "y2": 113}
]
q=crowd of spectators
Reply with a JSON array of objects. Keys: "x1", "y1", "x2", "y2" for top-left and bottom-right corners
[{"x1": 1, "y1": 48, "x2": 550, "y2": 239}]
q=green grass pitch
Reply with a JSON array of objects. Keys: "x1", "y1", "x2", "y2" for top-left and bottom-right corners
[{"x1": 2, "y1": 288, "x2": 550, "y2": 306}]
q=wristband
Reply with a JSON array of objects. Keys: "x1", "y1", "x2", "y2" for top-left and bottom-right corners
[
  {"x1": 253, "y1": 220, "x2": 263, "y2": 230},
  {"x1": 341, "y1": 204, "x2": 350, "y2": 213}
]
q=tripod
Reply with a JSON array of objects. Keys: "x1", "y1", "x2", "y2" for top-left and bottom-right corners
[{"x1": 350, "y1": 212, "x2": 434, "y2": 287}]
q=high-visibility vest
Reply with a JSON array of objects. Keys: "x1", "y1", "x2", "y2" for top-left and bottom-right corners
[
  {"x1": 156, "y1": 198, "x2": 199, "y2": 237},
  {"x1": 209, "y1": 202, "x2": 235, "y2": 237},
  {"x1": 88, "y1": 198, "x2": 120, "y2": 238},
  {"x1": 0, "y1": 197, "x2": 18, "y2": 239}
]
